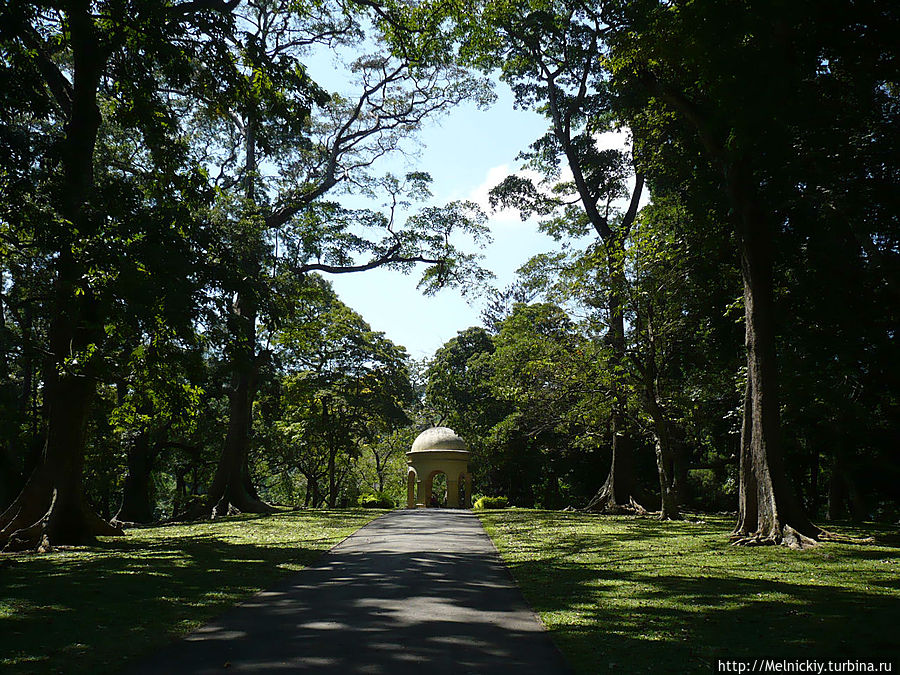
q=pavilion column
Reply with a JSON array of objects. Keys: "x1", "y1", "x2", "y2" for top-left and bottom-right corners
[
  {"x1": 407, "y1": 471, "x2": 417, "y2": 509},
  {"x1": 464, "y1": 473, "x2": 472, "y2": 508},
  {"x1": 416, "y1": 479, "x2": 426, "y2": 508},
  {"x1": 447, "y1": 478, "x2": 460, "y2": 508}
]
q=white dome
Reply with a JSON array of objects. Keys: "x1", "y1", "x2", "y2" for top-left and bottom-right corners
[{"x1": 410, "y1": 427, "x2": 467, "y2": 453}]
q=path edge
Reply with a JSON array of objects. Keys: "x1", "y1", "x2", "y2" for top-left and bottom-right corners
[
  {"x1": 473, "y1": 509, "x2": 576, "y2": 675},
  {"x1": 124, "y1": 508, "x2": 391, "y2": 672}
]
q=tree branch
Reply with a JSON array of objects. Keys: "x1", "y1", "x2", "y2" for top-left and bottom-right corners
[{"x1": 296, "y1": 246, "x2": 442, "y2": 276}]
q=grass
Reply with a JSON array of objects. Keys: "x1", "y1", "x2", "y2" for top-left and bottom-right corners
[
  {"x1": 477, "y1": 510, "x2": 900, "y2": 674},
  {"x1": 0, "y1": 508, "x2": 383, "y2": 674}
]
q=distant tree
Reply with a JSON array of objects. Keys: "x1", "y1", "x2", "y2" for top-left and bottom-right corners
[
  {"x1": 426, "y1": 327, "x2": 499, "y2": 435},
  {"x1": 447, "y1": 0, "x2": 647, "y2": 512},
  {"x1": 480, "y1": 283, "x2": 535, "y2": 334},
  {"x1": 110, "y1": 334, "x2": 205, "y2": 524},
  {"x1": 361, "y1": 426, "x2": 417, "y2": 498},
  {"x1": 190, "y1": 0, "x2": 491, "y2": 517},
  {"x1": 274, "y1": 279, "x2": 414, "y2": 507},
  {"x1": 482, "y1": 303, "x2": 605, "y2": 507}
]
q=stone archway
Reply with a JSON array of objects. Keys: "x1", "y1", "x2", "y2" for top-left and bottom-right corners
[
  {"x1": 406, "y1": 427, "x2": 472, "y2": 508},
  {"x1": 426, "y1": 470, "x2": 447, "y2": 507}
]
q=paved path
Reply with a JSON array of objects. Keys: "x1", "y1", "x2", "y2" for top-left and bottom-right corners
[{"x1": 130, "y1": 509, "x2": 570, "y2": 674}]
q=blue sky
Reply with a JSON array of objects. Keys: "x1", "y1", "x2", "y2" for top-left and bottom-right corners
[
  {"x1": 301, "y1": 44, "x2": 567, "y2": 359},
  {"x1": 301, "y1": 46, "x2": 632, "y2": 360},
  {"x1": 326, "y1": 85, "x2": 561, "y2": 359}
]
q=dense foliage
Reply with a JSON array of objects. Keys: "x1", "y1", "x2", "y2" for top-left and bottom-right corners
[
  {"x1": 0, "y1": 0, "x2": 487, "y2": 549},
  {"x1": 0, "y1": 0, "x2": 896, "y2": 552},
  {"x1": 422, "y1": 0, "x2": 899, "y2": 531}
]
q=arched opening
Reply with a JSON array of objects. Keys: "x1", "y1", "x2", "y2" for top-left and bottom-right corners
[{"x1": 427, "y1": 470, "x2": 447, "y2": 508}]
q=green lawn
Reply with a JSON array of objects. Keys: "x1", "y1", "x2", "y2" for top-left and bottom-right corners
[
  {"x1": 478, "y1": 510, "x2": 900, "y2": 674},
  {"x1": 0, "y1": 509, "x2": 382, "y2": 674}
]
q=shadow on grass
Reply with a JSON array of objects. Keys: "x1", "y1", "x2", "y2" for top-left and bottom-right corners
[
  {"x1": 0, "y1": 510, "x2": 375, "y2": 674},
  {"x1": 485, "y1": 511, "x2": 900, "y2": 674}
]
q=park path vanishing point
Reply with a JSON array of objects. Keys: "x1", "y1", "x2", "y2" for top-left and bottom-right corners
[{"x1": 129, "y1": 509, "x2": 571, "y2": 674}]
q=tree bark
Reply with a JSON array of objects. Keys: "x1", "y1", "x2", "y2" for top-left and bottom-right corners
[
  {"x1": 0, "y1": 7, "x2": 124, "y2": 551},
  {"x1": 635, "y1": 301, "x2": 680, "y2": 519},
  {"x1": 204, "y1": 99, "x2": 273, "y2": 518},
  {"x1": 173, "y1": 467, "x2": 189, "y2": 520},
  {"x1": 645, "y1": 394, "x2": 679, "y2": 520},
  {"x1": 647, "y1": 79, "x2": 823, "y2": 547},
  {"x1": 585, "y1": 246, "x2": 645, "y2": 514},
  {"x1": 207, "y1": 296, "x2": 273, "y2": 516},
  {"x1": 728, "y1": 163, "x2": 822, "y2": 548},
  {"x1": 0, "y1": 362, "x2": 121, "y2": 551},
  {"x1": 323, "y1": 400, "x2": 338, "y2": 508},
  {"x1": 114, "y1": 429, "x2": 156, "y2": 524},
  {"x1": 327, "y1": 446, "x2": 338, "y2": 509}
]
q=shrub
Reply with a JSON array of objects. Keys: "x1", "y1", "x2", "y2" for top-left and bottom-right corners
[
  {"x1": 357, "y1": 493, "x2": 395, "y2": 509},
  {"x1": 473, "y1": 496, "x2": 509, "y2": 510}
]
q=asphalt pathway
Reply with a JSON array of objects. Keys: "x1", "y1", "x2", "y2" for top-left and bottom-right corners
[{"x1": 130, "y1": 509, "x2": 570, "y2": 674}]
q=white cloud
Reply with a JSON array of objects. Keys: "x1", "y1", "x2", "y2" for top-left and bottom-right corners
[
  {"x1": 467, "y1": 130, "x2": 642, "y2": 231},
  {"x1": 595, "y1": 128, "x2": 632, "y2": 153},
  {"x1": 467, "y1": 164, "x2": 524, "y2": 226},
  {"x1": 467, "y1": 164, "x2": 561, "y2": 228}
]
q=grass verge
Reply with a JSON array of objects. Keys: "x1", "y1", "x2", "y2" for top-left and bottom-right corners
[
  {"x1": 0, "y1": 509, "x2": 383, "y2": 674},
  {"x1": 478, "y1": 510, "x2": 900, "y2": 674}
]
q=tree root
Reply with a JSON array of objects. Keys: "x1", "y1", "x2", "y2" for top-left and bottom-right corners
[
  {"x1": 1, "y1": 484, "x2": 123, "y2": 553},
  {"x1": 169, "y1": 490, "x2": 275, "y2": 523},
  {"x1": 730, "y1": 524, "x2": 819, "y2": 550},
  {"x1": 167, "y1": 500, "x2": 211, "y2": 523},
  {"x1": 584, "y1": 491, "x2": 647, "y2": 515},
  {"x1": 817, "y1": 530, "x2": 876, "y2": 545},
  {"x1": 211, "y1": 493, "x2": 275, "y2": 519},
  {"x1": 658, "y1": 511, "x2": 683, "y2": 522},
  {"x1": 2, "y1": 487, "x2": 57, "y2": 553}
]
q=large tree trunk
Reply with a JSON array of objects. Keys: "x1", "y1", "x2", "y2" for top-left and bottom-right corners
[
  {"x1": 636, "y1": 302, "x2": 680, "y2": 519},
  {"x1": 207, "y1": 355, "x2": 273, "y2": 516},
  {"x1": 207, "y1": 290, "x2": 273, "y2": 517},
  {"x1": 646, "y1": 397, "x2": 679, "y2": 520},
  {"x1": 172, "y1": 467, "x2": 189, "y2": 520},
  {"x1": 322, "y1": 399, "x2": 338, "y2": 508},
  {"x1": 114, "y1": 429, "x2": 156, "y2": 524},
  {"x1": 0, "y1": 357, "x2": 122, "y2": 551},
  {"x1": 375, "y1": 451, "x2": 386, "y2": 494},
  {"x1": 327, "y1": 447, "x2": 337, "y2": 509},
  {"x1": 310, "y1": 477, "x2": 321, "y2": 508},
  {"x1": 544, "y1": 67, "x2": 645, "y2": 514},
  {"x1": 0, "y1": 9, "x2": 123, "y2": 551},
  {"x1": 652, "y1": 81, "x2": 822, "y2": 547},
  {"x1": 807, "y1": 436, "x2": 821, "y2": 519},
  {"x1": 204, "y1": 107, "x2": 272, "y2": 519},
  {"x1": 585, "y1": 257, "x2": 645, "y2": 514},
  {"x1": 728, "y1": 165, "x2": 822, "y2": 549},
  {"x1": 585, "y1": 416, "x2": 643, "y2": 512}
]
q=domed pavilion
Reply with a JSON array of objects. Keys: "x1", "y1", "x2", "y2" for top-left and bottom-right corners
[{"x1": 406, "y1": 427, "x2": 472, "y2": 509}]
